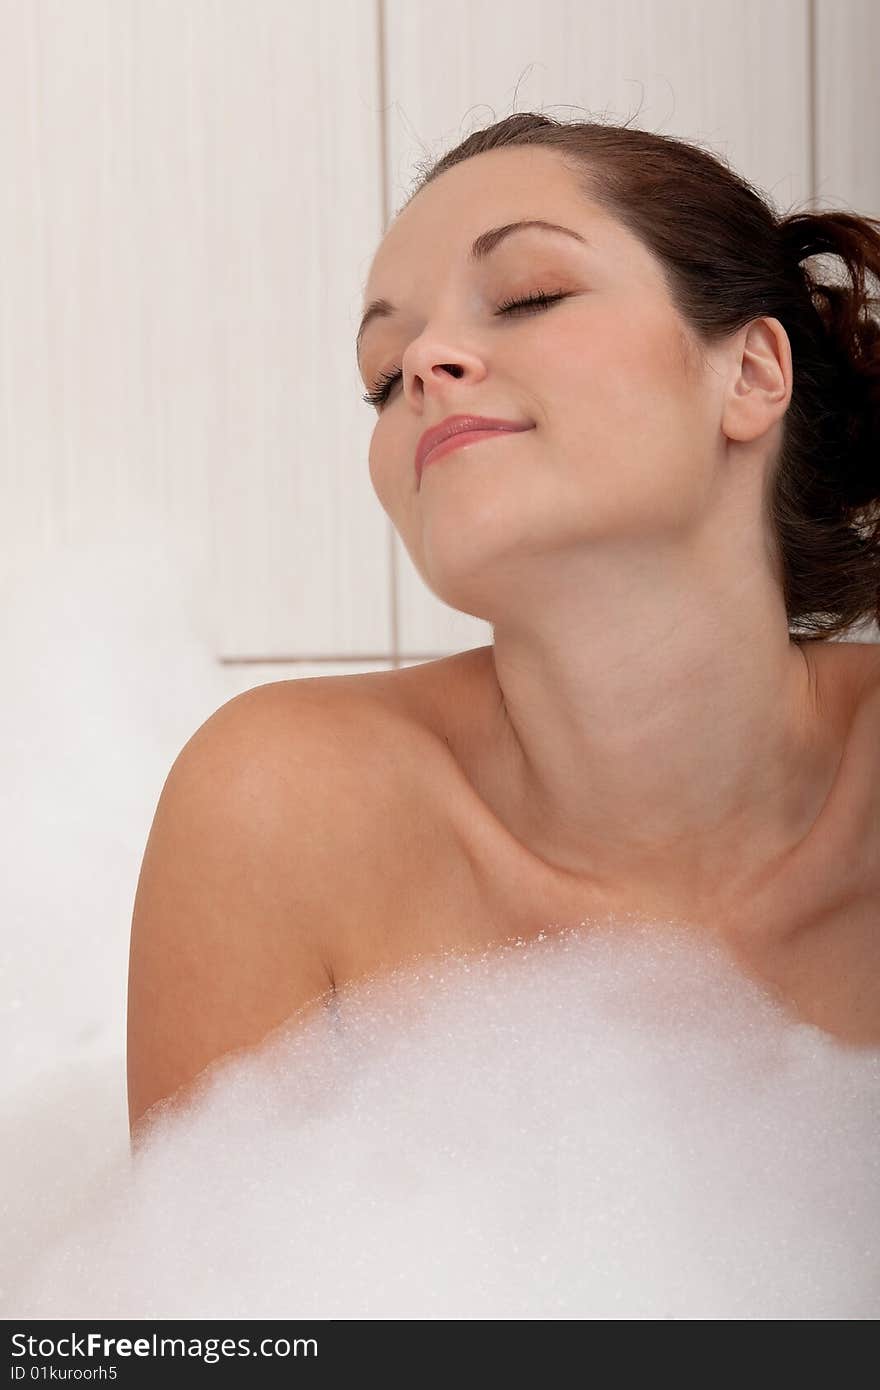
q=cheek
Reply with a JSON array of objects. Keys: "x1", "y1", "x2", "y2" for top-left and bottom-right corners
[
  {"x1": 368, "y1": 432, "x2": 397, "y2": 511},
  {"x1": 558, "y1": 308, "x2": 682, "y2": 418},
  {"x1": 368, "y1": 428, "x2": 422, "y2": 540},
  {"x1": 548, "y1": 320, "x2": 710, "y2": 523}
]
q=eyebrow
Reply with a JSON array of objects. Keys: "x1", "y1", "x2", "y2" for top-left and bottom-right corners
[{"x1": 356, "y1": 218, "x2": 591, "y2": 365}]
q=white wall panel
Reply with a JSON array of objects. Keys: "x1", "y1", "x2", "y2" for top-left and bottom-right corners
[
  {"x1": 382, "y1": 0, "x2": 813, "y2": 655},
  {"x1": 209, "y1": 1, "x2": 393, "y2": 659},
  {"x1": 815, "y1": 0, "x2": 880, "y2": 219},
  {"x1": 0, "y1": 0, "x2": 391, "y2": 663}
]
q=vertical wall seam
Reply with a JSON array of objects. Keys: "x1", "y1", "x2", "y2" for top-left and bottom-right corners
[{"x1": 807, "y1": 0, "x2": 817, "y2": 208}]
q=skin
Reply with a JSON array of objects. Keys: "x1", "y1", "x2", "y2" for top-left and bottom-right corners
[{"x1": 357, "y1": 145, "x2": 852, "y2": 926}]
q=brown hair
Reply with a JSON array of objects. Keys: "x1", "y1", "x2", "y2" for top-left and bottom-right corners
[{"x1": 402, "y1": 113, "x2": 880, "y2": 642}]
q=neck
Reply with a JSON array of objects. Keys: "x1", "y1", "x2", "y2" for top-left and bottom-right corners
[{"x1": 479, "y1": 614, "x2": 847, "y2": 922}]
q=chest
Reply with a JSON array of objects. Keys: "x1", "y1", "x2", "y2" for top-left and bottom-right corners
[
  {"x1": 328, "y1": 655, "x2": 880, "y2": 1049},
  {"x1": 329, "y1": 752, "x2": 878, "y2": 1049}
]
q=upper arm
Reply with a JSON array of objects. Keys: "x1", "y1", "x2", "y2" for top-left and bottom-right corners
[{"x1": 126, "y1": 683, "x2": 341, "y2": 1141}]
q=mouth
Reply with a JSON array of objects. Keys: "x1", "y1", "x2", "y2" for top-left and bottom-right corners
[
  {"x1": 415, "y1": 416, "x2": 535, "y2": 486},
  {"x1": 418, "y1": 427, "x2": 534, "y2": 484}
]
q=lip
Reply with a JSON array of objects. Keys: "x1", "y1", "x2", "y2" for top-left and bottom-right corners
[{"x1": 415, "y1": 414, "x2": 534, "y2": 484}]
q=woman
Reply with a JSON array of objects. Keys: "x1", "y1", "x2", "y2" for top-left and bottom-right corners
[{"x1": 127, "y1": 114, "x2": 880, "y2": 1141}]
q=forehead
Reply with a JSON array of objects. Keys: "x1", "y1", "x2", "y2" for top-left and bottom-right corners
[{"x1": 362, "y1": 146, "x2": 610, "y2": 295}]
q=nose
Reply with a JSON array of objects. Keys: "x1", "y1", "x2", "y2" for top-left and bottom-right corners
[
  {"x1": 419, "y1": 363, "x2": 465, "y2": 392},
  {"x1": 404, "y1": 332, "x2": 488, "y2": 398}
]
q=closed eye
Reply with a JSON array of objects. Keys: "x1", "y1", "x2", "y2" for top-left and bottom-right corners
[{"x1": 361, "y1": 289, "x2": 570, "y2": 410}]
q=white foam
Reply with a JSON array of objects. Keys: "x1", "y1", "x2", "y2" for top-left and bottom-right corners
[{"x1": 7, "y1": 917, "x2": 879, "y2": 1320}]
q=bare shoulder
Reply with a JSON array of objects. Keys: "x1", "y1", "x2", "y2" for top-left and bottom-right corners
[
  {"x1": 218, "y1": 647, "x2": 496, "y2": 771},
  {"x1": 128, "y1": 672, "x2": 428, "y2": 1138},
  {"x1": 223, "y1": 659, "x2": 498, "y2": 979},
  {"x1": 177, "y1": 667, "x2": 437, "y2": 808},
  {"x1": 186, "y1": 663, "x2": 470, "y2": 893},
  {"x1": 170, "y1": 672, "x2": 434, "y2": 904},
  {"x1": 207, "y1": 665, "x2": 456, "y2": 791}
]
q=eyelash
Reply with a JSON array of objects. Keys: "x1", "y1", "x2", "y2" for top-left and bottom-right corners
[{"x1": 361, "y1": 289, "x2": 569, "y2": 410}]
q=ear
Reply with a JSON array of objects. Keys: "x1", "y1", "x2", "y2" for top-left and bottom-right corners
[{"x1": 722, "y1": 316, "x2": 792, "y2": 444}]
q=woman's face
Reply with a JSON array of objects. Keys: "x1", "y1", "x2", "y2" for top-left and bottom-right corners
[{"x1": 357, "y1": 146, "x2": 728, "y2": 623}]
